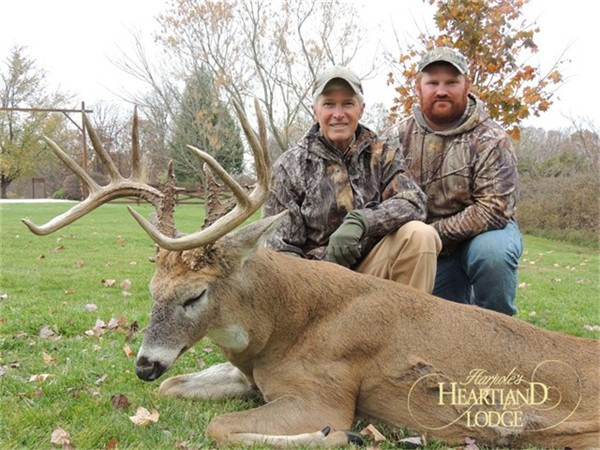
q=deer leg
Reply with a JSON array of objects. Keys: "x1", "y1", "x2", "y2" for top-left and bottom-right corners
[
  {"x1": 158, "y1": 362, "x2": 257, "y2": 400},
  {"x1": 206, "y1": 395, "x2": 358, "y2": 447}
]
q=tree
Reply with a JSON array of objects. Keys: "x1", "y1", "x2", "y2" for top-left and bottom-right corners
[
  {"x1": 169, "y1": 68, "x2": 244, "y2": 183},
  {"x1": 0, "y1": 46, "x2": 70, "y2": 197},
  {"x1": 387, "y1": 0, "x2": 565, "y2": 139},
  {"x1": 156, "y1": 0, "x2": 373, "y2": 157}
]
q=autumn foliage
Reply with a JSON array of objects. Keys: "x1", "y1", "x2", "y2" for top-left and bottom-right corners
[{"x1": 388, "y1": 0, "x2": 564, "y2": 139}]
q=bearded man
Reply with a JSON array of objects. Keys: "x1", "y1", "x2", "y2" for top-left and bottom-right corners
[{"x1": 383, "y1": 47, "x2": 522, "y2": 315}]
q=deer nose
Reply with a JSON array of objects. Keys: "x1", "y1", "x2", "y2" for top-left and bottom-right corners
[{"x1": 135, "y1": 355, "x2": 167, "y2": 381}]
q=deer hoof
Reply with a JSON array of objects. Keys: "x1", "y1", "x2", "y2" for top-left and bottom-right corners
[{"x1": 345, "y1": 431, "x2": 365, "y2": 446}]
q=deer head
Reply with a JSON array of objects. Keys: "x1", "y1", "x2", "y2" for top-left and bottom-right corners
[{"x1": 22, "y1": 98, "x2": 279, "y2": 381}]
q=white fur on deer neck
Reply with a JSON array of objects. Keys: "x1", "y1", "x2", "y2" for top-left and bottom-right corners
[{"x1": 207, "y1": 324, "x2": 249, "y2": 352}]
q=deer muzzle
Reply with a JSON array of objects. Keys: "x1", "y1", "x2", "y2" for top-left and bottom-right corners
[{"x1": 135, "y1": 355, "x2": 168, "y2": 381}]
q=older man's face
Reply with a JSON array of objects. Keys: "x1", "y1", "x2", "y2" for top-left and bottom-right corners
[
  {"x1": 312, "y1": 87, "x2": 364, "y2": 151},
  {"x1": 416, "y1": 63, "x2": 471, "y2": 131}
]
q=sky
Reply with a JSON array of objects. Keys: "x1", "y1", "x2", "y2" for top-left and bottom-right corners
[{"x1": 1, "y1": 0, "x2": 598, "y2": 130}]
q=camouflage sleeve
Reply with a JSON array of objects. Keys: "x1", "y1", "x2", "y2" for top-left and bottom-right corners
[
  {"x1": 432, "y1": 134, "x2": 517, "y2": 248},
  {"x1": 262, "y1": 158, "x2": 307, "y2": 256},
  {"x1": 358, "y1": 142, "x2": 428, "y2": 237}
]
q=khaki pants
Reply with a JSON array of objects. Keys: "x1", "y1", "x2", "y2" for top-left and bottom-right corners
[{"x1": 356, "y1": 221, "x2": 441, "y2": 293}]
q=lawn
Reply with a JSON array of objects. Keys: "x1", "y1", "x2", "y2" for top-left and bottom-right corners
[{"x1": 1, "y1": 202, "x2": 598, "y2": 449}]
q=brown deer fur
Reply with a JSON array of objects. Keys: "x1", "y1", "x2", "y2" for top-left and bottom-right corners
[{"x1": 135, "y1": 214, "x2": 600, "y2": 448}]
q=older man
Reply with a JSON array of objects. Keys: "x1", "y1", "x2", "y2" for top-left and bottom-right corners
[
  {"x1": 383, "y1": 47, "x2": 522, "y2": 315},
  {"x1": 263, "y1": 66, "x2": 441, "y2": 293}
]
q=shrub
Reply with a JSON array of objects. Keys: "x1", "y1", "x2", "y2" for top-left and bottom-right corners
[{"x1": 517, "y1": 173, "x2": 599, "y2": 246}]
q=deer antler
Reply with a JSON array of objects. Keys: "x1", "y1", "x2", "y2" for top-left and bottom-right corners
[
  {"x1": 22, "y1": 107, "x2": 166, "y2": 235},
  {"x1": 127, "y1": 97, "x2": 271, "y2": 251}
]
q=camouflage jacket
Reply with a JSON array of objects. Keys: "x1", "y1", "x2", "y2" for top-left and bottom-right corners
[
  {"x1": 263, "y1": 123, "x2": 427, "y2": 260},
  {"x1": 382, "y1": 94, "x2": 518, "y2": 253}
]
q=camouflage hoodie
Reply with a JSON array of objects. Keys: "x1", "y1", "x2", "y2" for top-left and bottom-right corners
[
  {"x1": 383, "y1": 94, "x2": 518, "y2": 254},
  {"x1": 263, "y1": 123, "x2": 427, "y2": 260}
]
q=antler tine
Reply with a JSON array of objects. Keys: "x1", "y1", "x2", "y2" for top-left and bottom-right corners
[
  {"x1": 187, "y1": 145, "x2": 250, "y2": 208},
  {"x1": 22, "y1": 111, "x2": 164, "y2": 236},
  {"x1": 83, "y1": 112, "x2": 122, "y2": 182},
  {"x1": 43, "y1": 136, "x2": 100, "y2": 193},
  {"x1": 231, "y1": 97, "x2": 271, "y2": 190},
  {"x1": 127, "y1": 98, "x2": 271, "y2": 251},
  {"x1": 131, "y1": 106, "x2": 142, "y2": 180}
]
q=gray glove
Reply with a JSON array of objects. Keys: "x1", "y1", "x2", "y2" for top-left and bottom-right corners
[{"x1": 324, "y1": 211, "x2": 368, "y2": 267}]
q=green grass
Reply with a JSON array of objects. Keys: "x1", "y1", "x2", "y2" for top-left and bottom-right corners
[{"x1": 1, "y1": 202, "x2": 598, "y2": 449}]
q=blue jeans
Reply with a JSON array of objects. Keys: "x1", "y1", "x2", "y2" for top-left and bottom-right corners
[{"x1": 433, "y1": 220, "x2": 523, "y2": 316}]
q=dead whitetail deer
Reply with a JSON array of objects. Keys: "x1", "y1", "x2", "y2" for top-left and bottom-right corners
[{"x1": 24, "y1": 100, "x2": 599, "y2": 449}]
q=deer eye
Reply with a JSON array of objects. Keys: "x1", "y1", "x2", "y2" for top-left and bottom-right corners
[{"x1": 182, "y1": 291, "x2": 206, "y2": 309}]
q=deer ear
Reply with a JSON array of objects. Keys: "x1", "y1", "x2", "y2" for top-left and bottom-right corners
[{"x1": 221, "y1": 210, "x2": 288, "y2": 255}]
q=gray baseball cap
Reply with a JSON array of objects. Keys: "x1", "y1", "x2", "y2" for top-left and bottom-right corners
[
  {"x1": 417, "y1": 47, "x2": 469, "y2": 75},
  {"x1": 312, "y1": 66, "x2": 363, "y2": 102}
]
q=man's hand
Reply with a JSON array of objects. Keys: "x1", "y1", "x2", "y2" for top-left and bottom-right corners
[{"x1": 324, "y1": 211, "x2": 368, "y2": 267}]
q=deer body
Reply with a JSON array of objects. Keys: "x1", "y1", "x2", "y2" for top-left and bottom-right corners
[
  {"x1": 25, "y1": 100, "x2": 598, "y2": 448},
  {"x1": 138, "y1": 223, "x2": 599, "y2": 449}
]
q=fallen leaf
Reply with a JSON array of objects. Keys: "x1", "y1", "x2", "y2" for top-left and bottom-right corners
[
  {"x1": 29, "y1": 373, "x2": 55, "y2": 382},
  {"x1": 122, "y1": 291, "x2": 132, "y2": 297},
  {"x1": 123, "y1": 344, "x2": 134, "y2": 358},
  {"x1": 101, "y1": 279, "x2": 116, "y2": 287},
  {"x1": 39, "y1": 325, "x2": 56, "y2": 339},
  {"x1": 95, "y1": 374, "x2": 108, "y2": 385},
  {"x1": 107, "y1": 317, "x2": 120, "y2": 329},
  {"x1": 50, "y1": 427, "x2": 71, "y2": 447},
  {"x1": 529, "y1": 311, "x2": 537, "y2": 317},
  {"x1": 52, "y1": 245, "x2": 66, "y2": 253},
  {"x1": 197, "y1": 358, "x2": 206, "y2": 369},
  {"x1": 105, "y1": 437, "x2": 119, "y2": 449},
  {"x1": 38, "y1": 254, "x2": 46, "y2": 260},
  {"x1": 202, "y1": 346, "x2": 213, "y2": 353},
  {"x1": 116, "y1": 235, "x2": 126, "y2": 246},
  {"x1": 583, "y1": 325, "x2": 600, "y2": 332},
  {"x1": 42, "y1": 352, "x2": 56, "y2": 365},
  {"x1": 120, "y1": 279, "x2": 132, "y2": 291},
  {"x1": 464, "y1": 436, "x2": 479, "y2": 450},
  {"x1": 360, "y1": 424, "x2": 386, "y2": 443},
  {"x1": 111, "y1": 394, "x2": 131, "y2": 409},
  {"x1": 10, "y1": 361, "x2": 21, "y2": 368},
  {"x1": 85, "y1": 304, "x2": 98, "y2": 312},
  {"x1": 64, "y1": 289, "x2": 74, "y2": 295},
  {"x1": 551, "y1": 278, "x2": 562, "y2": 282},
  {"x1": 92, "y1": 344, "x2": 102, "y2": 351},
  {"x1": 74, "y1": 260, "x2": 84, "y2": 268},
  {"x1": 0, "y1": 293, "x2": 8, "y2": 301},
  {"x1": 129, "y1": 261, "x2": 137, "y2": 266},
  {"x1": 518, "y1": 282, "x2": 527, "y2": 289},
  {"x1": 129, "y1": 407, "x2": 159, "y2": 426}
]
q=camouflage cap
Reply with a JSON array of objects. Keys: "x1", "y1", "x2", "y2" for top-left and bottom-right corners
[
  {"x1": 312, "y1": 66, "x2": 363, "y2": 102},
  {"x1": 417, "y1": 47, "x2": 469, "y2": 75}
]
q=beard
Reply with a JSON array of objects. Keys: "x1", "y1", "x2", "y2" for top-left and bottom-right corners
[{"x1": 420, "y1": 90, "x2": 469, "y2": 126}]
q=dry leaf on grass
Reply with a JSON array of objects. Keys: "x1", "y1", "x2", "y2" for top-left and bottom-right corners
[
  {"x1": 111, "y1": 394, "x2": 131, "y2": 409},
  {"x1": 116, "y1": 235, "x2": 126, "y2": 246},
  {"x1": 29, "y1": 373, "x2": 55, "y2": 382},
  {"x1": 39, "y1": 325, "x2": 56, "y2": 339},
  {"x1": 105, "y1": 437, "x2": 119, "y2": 449},
  {"x1": 583, "y1": 324, "x2": 600, "y2": 332},
  {"x1": 360, "y1": 424, "x2": 386, "y2": 443},
  {"x1": 464, "y1": 436, "x2": 479, "y2": 450},
  {"x1": 101, "y1": 279, "x2": 116, "y2": 287},
  {"x1": 120, "y1": 279, "x2": 132, "y2": 291},
  {"x1": 85, "y1": 304, "x2": 98, "y2": 312},
  {"x1": 38, "y1": 254, "x2": 46, "y2": 260},
  {"x1": 202, "y1": 346, "x2": 213, "y2": 353},
  {"x1": 50, "y1": 427, "x2": 72, "y2": 447},
  {"x1": 0, "y1": 293, "x2": 9, "y2": 301},
  {"x1": 52, "y1": 245, "x2": 66, "y2": 253},
  {"x1": 42, "y1": 352, "x2": 56, "y2": 365},
  {"x1": 123, "y1": 344, "x2": 134, "y2": 358},
  {"x1": 73, "y1": 260, "x2": 84, "y2": 268},
  {"x1": 129, "y1": 407, "x2": 159, "y2": 426},
  {"x1": 95, "y1": 374, "x2": 108, "y2": 385}
]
